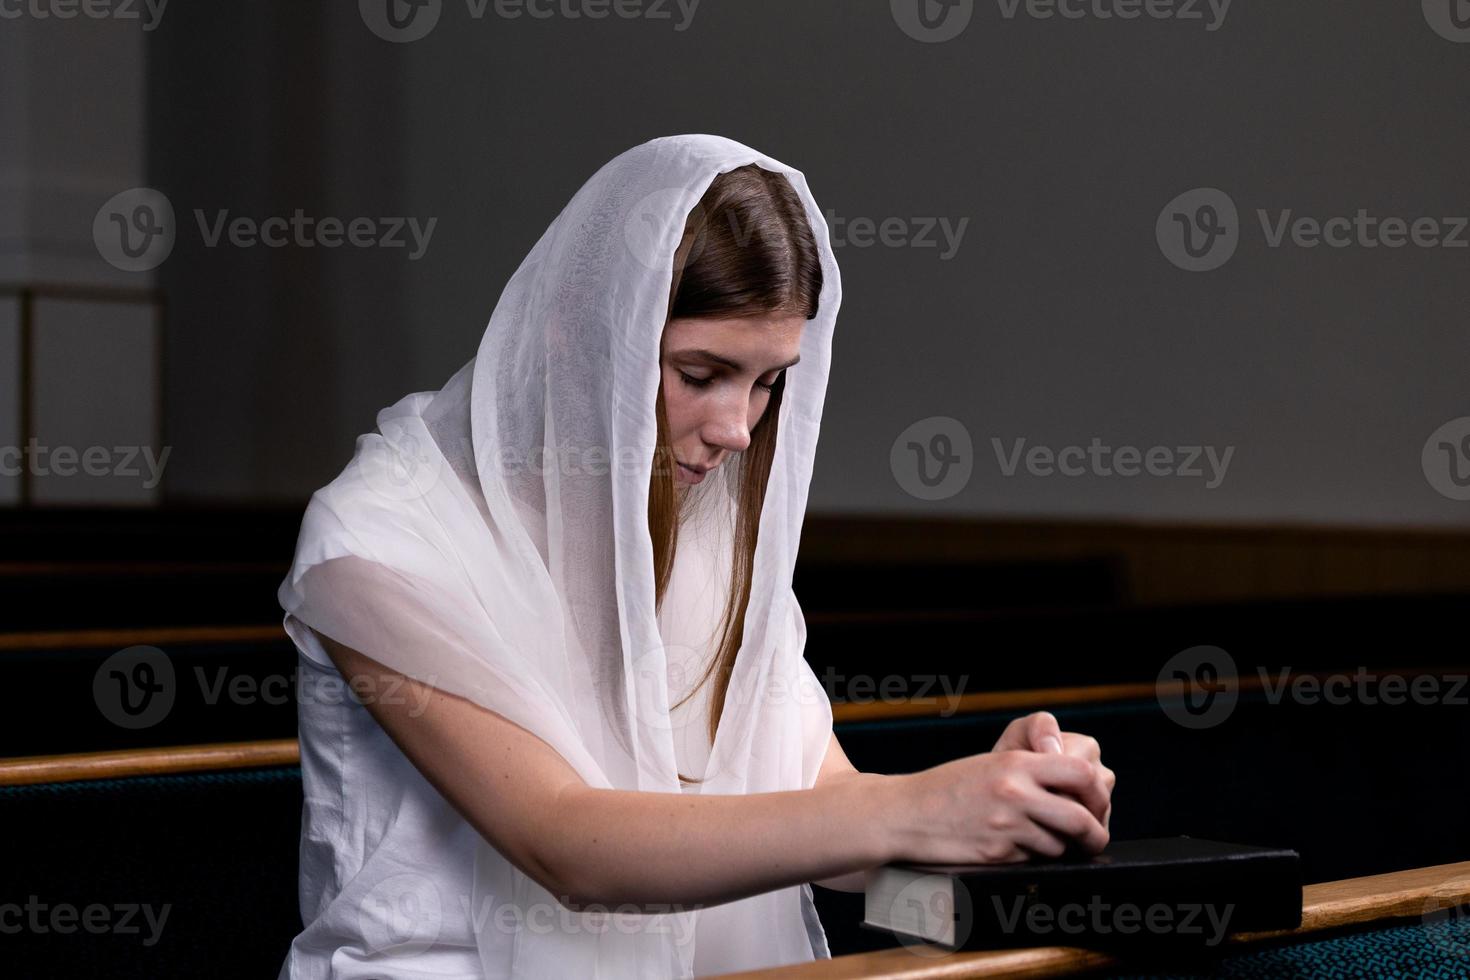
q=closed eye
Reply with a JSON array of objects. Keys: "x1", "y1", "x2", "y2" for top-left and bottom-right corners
[{"x1": 678, "y1": 370, "x2": 783, "y2": 393}]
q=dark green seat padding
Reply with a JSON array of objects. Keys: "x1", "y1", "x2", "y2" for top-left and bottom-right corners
[{"x1": 2, "y1": 766, "x2": 304, "y2": 979}]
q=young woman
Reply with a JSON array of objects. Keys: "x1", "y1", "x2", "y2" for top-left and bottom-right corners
[{"x1": 275, "y1": 134, "x2": 1114, "y2": 978}]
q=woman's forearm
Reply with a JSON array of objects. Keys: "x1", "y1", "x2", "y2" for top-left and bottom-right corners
[
  {"x1": 811, "y1": 869, "x2": 874, "y2": 892},
  {"x1": 314, "y1": 630, "x2": 901, "y2": 910},
  {"x1": 548, "y1": 772, "x2": 899, "y2": 911}
]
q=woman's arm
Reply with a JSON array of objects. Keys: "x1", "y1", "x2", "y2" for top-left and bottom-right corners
[
  {"x1": 809, "y1": 715, "x2": 1119, "y2": 892},
  {"x1": 810, "y1": 733, "x2": 878, "y2": 893},
  {"x1": 315, "y1": 631, "x2": 1111, "y2": 913}
]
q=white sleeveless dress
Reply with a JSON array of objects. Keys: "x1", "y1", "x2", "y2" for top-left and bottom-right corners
[
  {"x1": 277, "y1": 484, "x2": 829, "y2": 978},
  {"x1": 653, "y1": 488, "x2": 833, "y2": 973},
  {"x1": 659, "y1": 487, "x2": 731, "y2": 793}
]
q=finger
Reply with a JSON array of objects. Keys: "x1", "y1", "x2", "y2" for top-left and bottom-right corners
[
  {"x1": 1084, "y1": 762, "x2": 1114, "y2": 817},
  {"x1": 1060, "y1": 732, "x2": 1101, "y2": 764},
  {"x1": 1098, "y1": 765, "x2": 1115, "y2": 831},
  {"x1": 1014, "y1": 820, "x2": 1070, "y2": 859},
  {"x1": 991, "y1": 715, "x2": 1032, "y2": 753},
  {"x1": 1025, "y1": 755, "x2": 1112, "y2": 823},
  {"x1": 1024, "y1": 792, "x2": 1110, "y2": 854},
  {"x1": 982, "y1": 842, "x2": 1029, "y2": 865},
  {"x1": 1050, "y1": 780, "x2": 1109, "y2": 826},
  {"x1": 1026, "y1": 711, "x2": 1064, "y2": 755}
]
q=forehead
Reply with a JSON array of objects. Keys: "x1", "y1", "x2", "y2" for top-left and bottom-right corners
[{"x1": 663, "y1": 314, "x2": 805, "y2": 364}]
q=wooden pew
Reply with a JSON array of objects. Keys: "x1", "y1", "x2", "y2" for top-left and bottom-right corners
[
  {"x1": 5, "y1": 669, "x2": 1467, "y2": 977},
  {"x1": 710, "y1": 862, "x2": 1470, "y2": 978},
  {"x1": 0, "y1": 737, "x2": 300, "y2": 786}
]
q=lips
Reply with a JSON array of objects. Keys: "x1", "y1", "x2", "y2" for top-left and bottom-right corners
[{"x1": 676, "y1": 461, "x2": 708, "y2": 484}]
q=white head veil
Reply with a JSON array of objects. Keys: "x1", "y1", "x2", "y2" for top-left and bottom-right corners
[{"x1": 278, "y1": 134, "x2": 842, "y2": 976}]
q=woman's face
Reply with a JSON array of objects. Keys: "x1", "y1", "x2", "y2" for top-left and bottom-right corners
[{"x1": 659, "y1": 313, "x2": 805, "y2": 486}]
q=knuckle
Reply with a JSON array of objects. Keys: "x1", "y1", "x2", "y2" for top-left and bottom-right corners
[{"x1": 992, "y1": 776, "x2": 1025, "y2": 802}]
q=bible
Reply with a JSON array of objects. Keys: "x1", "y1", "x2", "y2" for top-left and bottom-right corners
[{"x1": 862, "y1": 836, "x2": 1302, "y2": 951}]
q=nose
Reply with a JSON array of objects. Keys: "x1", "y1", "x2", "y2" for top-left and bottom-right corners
[{"x1": 701, "y1": 400, "x2": 752, "y2": 457}]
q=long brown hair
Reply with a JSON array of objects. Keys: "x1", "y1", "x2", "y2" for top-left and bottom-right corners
[{"x1": 646, "y1": 164, "x2": 823, "y2": 785}]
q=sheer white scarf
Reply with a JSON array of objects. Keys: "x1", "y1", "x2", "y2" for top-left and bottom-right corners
[{"x1": 278, "y1": 133, "x2": 842, "y2": 976}]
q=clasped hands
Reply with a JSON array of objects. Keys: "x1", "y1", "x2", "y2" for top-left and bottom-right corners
[{"x1": 990, "y1": 710, "x2": 1115, "y2": 838}]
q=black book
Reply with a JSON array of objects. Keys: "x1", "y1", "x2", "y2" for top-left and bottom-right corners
[{"x1": 862, "y1": 837, "x2": 1302, "y2": 951}]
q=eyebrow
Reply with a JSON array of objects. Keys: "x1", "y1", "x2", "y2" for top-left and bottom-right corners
[{"x1": 672, "y1": 348, "x2": 802, "y2": 374}]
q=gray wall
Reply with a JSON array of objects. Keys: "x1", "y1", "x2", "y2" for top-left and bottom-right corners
[
  {"x1": 146, "y1": 0, "x2": 1470, "y2": 525},
  {"x1": 3, "y1": 12, "x2": 162, "y2": 505}
]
